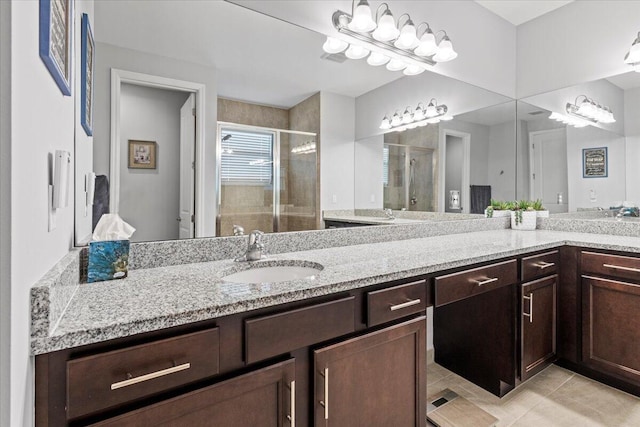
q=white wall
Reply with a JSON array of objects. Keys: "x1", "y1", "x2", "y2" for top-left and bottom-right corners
[
  {"x1": 440, "y1": 120, "x2": 490, "y2": 187},
  {"x1": 354, "y1": 135, "x2": 384, "y2": 209},
  {"x1": 566, "y1": 126, "x2": 626, "y2": 211},
  {"x1": 9, "y1": 1, "x2": 95, "y2": 425},
  {"x1": 119, "y1": 84, "x2": 189, "y2": 242},
  {"x1": 93, "y1": 42, "x2": 218, "y2": 237},
  {"x1": 488, "y1": 121, "x2": 517, "y2": 201},
  {"x1": 517, "y1": 1, "x2": 640, "y2": 97},
  {"x1": 320, "y1": 92, "x2": 355, "y2": 211}
]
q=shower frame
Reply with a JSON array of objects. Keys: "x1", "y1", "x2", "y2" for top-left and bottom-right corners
[
  {"x1": 216, "y1": 121, "x2": 317, "y2": 235},
  {"x1": 384, "y1": 143, "x2": 435, "y2": 211}
]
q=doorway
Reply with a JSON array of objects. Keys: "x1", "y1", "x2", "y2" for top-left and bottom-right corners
[
  {"x1": 439, "y1": 129, "x2": 471, "y2": 213},
  {"x1": 529, "y1": 128, "x2": 568, "y2": 213}
]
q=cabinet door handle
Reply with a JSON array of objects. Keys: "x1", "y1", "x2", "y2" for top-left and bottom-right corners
[
  {"x1": 389, "y1": 299, "x2": 421, "y2": 311},
  {"x1": 523, "y1": 294, "x2": 533, "y2": 323},
  {"x1": 472, "y1": 277, "x2": 499, "y2": 286},
  {"x1": 110, "y1": 362, "x2": 191, "y2": 390},
  {"x1": 319, "y1": 368, "x2": 329, "y2": 420},
  {"x1": 603, "y1": 263, "x2": 640, "y2": 273},
  {"x1": 534, "y1": 261, "x2": 555, "y2": 269},
  {"x1": 286, "y1": 380, "x2": 296, "y2": 427}
]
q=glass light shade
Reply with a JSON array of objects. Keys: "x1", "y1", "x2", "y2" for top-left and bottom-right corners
[
  {"x1": 549, "y1": 112, "x2": 564, "y2": 121},
  {"x1": 439, "y1": 115, "x2": 453, "y2": 121},
  {"x1": 624, "y1": 42, "x2": 640, "y2": 64},
  {"x1": 403, "y1": 64, "x2": 425, "y2": 75},
  {"x1": 432, "y1": 37, "x2": 458, "y2": 62},
  {"x1": 367, "y1": 51, "x2": 390, "y2": 66},
  {"x1": 391, "y1": 113, "x2": 402, "y2": 127},
  {"x1": 345, "y1": 44, "x2": 370, "y2": 59},
  {"x1": 413, "y1": 107, "x2": 425, "y2": 121},
  {"x1": 417, "y1": 121, "x2": 428, "y2": 127},
  {"x1": 407, "y1": 123, "x2": 418, "y2": 129},
  {"x1": 402, "y1": 109, "x2": 413, "y2": 124},
  {"x1": 394, "y1": 21, "x2": 419, "y2": 49},
  {"x1": 380, "y1": 116, "x2": 392, "y2": 129},
  {"x1": 322, "y1": 37, "x2": 349, "y2": 54},
  {"x1": 426, "y1": 117, "x2": 441, "y2": 124},
  {"x1": 425, "y1": 102, "x2": 437, "y2": 117},
  {"x1": 348, "y1": 1, "x2": 376, "y2": 32},
  {"x1": 386, "y1": 59, "x2": 407, "y2": 71},
  {"x1": 372, "y1": 12, "x2": 399, "y2": 41},
  {"x1": 414, "y1": 30, "x2": 438, "y2": 57}
]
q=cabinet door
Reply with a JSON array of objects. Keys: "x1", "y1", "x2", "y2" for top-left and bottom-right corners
[
  {"x1": 92, "y1": 359, "x2": 295, "y2": 427},
  {"x1": 521, "y1": 276, "x2": 557, "y2": 381},
  {"x1": 582, "y1": 276, "x2": 640, "y2": 383},
  {"x1": 313, "y1": 316, "x2": 426, "y2": 427}
]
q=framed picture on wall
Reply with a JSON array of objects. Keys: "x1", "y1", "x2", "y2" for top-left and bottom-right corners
[
  {"x1": 128, "y1": 140, "x2": 157, "y2": 169},
  {"x1": 582, "y1": 147, "x2": 608, "y2": 178},
  {"x1": 39, "y1": 0, "x2": 73, "y2": 96},
  {"x1": 80, "y1": 13, "x2": 94, "y2": 136}
]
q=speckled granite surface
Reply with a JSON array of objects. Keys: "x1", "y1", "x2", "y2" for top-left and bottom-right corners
[
  {"x1": 30, "y1": 228, "x2": 640, "y2": 355},
  {"x1": 539, "y1": 216, "x2": 640, "y2": 237},
  {"x1": 323, "y1": 209, "x2": 482, "y2": 224}
]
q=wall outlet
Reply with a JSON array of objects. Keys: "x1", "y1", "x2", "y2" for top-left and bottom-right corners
[{"x1": 332, "y1": 194, "x2": 337, "y2": 204}]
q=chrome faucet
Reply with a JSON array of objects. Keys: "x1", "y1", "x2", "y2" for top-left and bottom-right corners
[
  {"x1": 233, "y1": 224, "x2": 245, "y2": 236},
  {"x1": 235, "y1": 230, "x2": 266, "y2": 262},
  {"x1": 384, "y1": 208, "x2": 395, "y2": 219}
]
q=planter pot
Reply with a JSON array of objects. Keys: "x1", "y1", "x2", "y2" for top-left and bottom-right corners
[
  {"x1": 536, "y1": 210, "x2": 550, "y2": 218},
  {"x1": 485, "y1": 208, "x2": 511, "y2": 218},
  {"x1": 511, "y1": 210, "x2": 537, "y2": 230}
]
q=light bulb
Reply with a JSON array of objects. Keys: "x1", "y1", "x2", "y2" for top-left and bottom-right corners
[
  {"x1": 433, "y1": 36, "x2": 458, "y2": 62},
  {"x1": 348, "y1": 0, "x2": 376, "y2": 32},
  {"x1": 380, "y1": 116, "x2": 391, "y2": 130},
  {"x1": 345, "y1": 44, "x2": 370, "y2": 59},
  {"x1": 394, "y1": 20, "x2": 419, "y2": 49},
  {"x1": 414, "y1": 29, "x2": 438, "y2": 56},
  {"x1": 367, "y1": 51, "x2": 390, "y2": 66},
  {"x1": 386, "y1": 59, "x2": 407, "y2": 71},
  {"x1": 322, "y1": 37, "x2": 349, "y2": 54},
  {"x1": 403, "y1": 64, "x2": 425, "y2": 75},
  {"x1": 372, "y1": 11, "x2": 399, "y2": 42},
  {"x1": 391, "y1": 113, "x2": 402, "y2": 127}
]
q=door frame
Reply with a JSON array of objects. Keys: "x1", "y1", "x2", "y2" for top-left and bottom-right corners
[
  {"x1": 438, "y1": 128, "x2": 471, "y2": 213},
  {"x1": 528, "y1": 128, "x2": 566, "y2": 202},
  {"x1": 109, "y1": 69, "x2": 206, "y2": 236}
]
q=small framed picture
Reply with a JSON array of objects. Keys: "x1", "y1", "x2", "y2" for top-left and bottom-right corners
[
  {"x1": 582, "y1": 147, "x2": 608, "y2": 178},
  {"x1": 80, "y1": 13, "x2": 95, "y2": 136},
  {"x1": 39, "y1": 0, "x2": 73, "y2": 96},
  {"x1": 128, "y1": 140, "x2": 157, "y2": 169}
]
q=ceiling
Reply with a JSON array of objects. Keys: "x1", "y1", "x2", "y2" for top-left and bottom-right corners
[{"x1": 475, "y1": 1, "x2": 574, "y2": 26}]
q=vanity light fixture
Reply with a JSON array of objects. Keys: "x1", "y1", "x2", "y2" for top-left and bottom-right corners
[
  {"x1": 565, "y1": 95, "x2": 616, "y2": 124},
  {"x1": 291, "y1": 141, "x2": 317, "y2": 155},
  {"x1": 624, "y1": 31, "x2": 640, "y2": 72},
  {"x1": 322, "y1": 1, "x2": 457, "y2": 76},
  {"x1": 549, "y1": 112, "x2": 590, "y2": 128},
  {"x1": 380, "y1": 99, "x2": 452, "y2": 132}
]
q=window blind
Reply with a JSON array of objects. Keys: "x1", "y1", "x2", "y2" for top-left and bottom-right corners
[
  {"x1": 220, "y1": 129, "x2": 274, "y2": 185},
  {"x1": 383, "y1": 146, "x2": 389, "y2": 186}
]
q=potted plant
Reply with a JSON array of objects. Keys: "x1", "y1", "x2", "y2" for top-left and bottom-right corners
[
  {"x1": 511, "y1": 200, "x2": 537, "y2": 230},
  {"x1": 485, "y1": 199, "x2": 512, "y2": 218},
  {"x1": 532, "y1": 199, "x2": 549, "y2": 218}
]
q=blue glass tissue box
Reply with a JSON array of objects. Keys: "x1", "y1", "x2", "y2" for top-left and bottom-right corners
[{"x1": 87, "y1": 240, "x2": 130, "y2": 283}]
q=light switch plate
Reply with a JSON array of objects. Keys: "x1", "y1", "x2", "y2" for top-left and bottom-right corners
[{"x1": 48, "y1": 185, "x2": 56, "y2": 231}]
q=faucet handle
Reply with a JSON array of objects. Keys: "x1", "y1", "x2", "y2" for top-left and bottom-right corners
[
  {"x1": 233, "y1": 224, "x2": 245, "y2": 236},
  {"x1": 248, "y1": 230, "x2": 264, "y2": 246}
]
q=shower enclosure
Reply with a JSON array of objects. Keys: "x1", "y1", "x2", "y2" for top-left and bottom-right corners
[
  {"x1": 216, "y1": 123, "x2": 318, "y2": 236},
  {"x1": 383, "y1": 143, "x2": 435, "y2": 211}
]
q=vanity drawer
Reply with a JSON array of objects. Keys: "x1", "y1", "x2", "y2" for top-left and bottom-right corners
[
  {"x1": 245, "y1": 296, "x2": 355, "y2": 364},
  {"x1": 582, "y1": 251, "x2": 640, "y2": 282},
  {"x1": 434, "y1": 260, "x2": 517, "y2": 307},
  {"x1": 367, "y1": 280, "x2": 427, "y2": 326},
  {"x1": 66, "y1": 328, "x2": 220, "y2": 420},
  {"x1": 522, "y1": 250, "x2": 559, "y2": 281}
]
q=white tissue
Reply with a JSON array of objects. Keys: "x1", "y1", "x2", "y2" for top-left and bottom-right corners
[{"x1": 92, "y1": 214, "x2": 136, "y2": 241}]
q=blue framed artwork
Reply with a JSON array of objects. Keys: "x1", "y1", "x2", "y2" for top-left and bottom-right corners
[
  {"x1": 582, "y1": 147, "x2": 608, "y2": 178},
  {"x1": 39, "y1": 0, "x2": 73, "y2": 96},
  {"x1": 81, "y1": 13, "x2": 94, "y2": 136}
]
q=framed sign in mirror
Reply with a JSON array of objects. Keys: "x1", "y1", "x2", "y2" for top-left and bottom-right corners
[
  {"x1": 583, "y1": 147, "x2": 608, "y2": 178},
  {"x1": 39, "y1": 0, "x2": 72, "y2": 96},
  {"x1": 128, "y1": 140, "x2": 157, "y2": 169}
]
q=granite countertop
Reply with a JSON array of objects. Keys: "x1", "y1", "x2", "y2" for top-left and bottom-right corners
[
  {"x1": 30, "y1": 229, "x2": 640, "y2": 355},
  {"x1": 324, "y1": 215, "x2": 426, "y2": 225}
]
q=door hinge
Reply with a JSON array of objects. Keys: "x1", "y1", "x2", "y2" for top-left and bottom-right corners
[
  {"x1": 192, "y1": 107, "x2": 196, "y2": 116},
  {"x1": 192, "y1": 161, "x2": 195, "y2": 170},
  {"x1": 191, "y1": 214, "x2": 195, "y2": 223},
  {"x1": 533, "y1": 173, "x2": 536, "y2": 179},
  {"x1": 532, "y1": 143, "x2": 535, "y2": 149}
]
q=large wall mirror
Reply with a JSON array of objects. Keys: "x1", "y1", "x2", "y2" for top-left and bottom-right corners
[
  {"x1": 516, "y1": 71, "x2": 640, "y2": 215},
  {"x1": 75, "y1": 0, "x2": 518, "y2": 245}
]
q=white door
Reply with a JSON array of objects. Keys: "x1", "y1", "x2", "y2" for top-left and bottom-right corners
[
  {"x1": 179, "y1": 94, "x2": 195, "y2": 238},
  {"x1": 529, "y1": 128, "x2": 568, "y2": 213}
]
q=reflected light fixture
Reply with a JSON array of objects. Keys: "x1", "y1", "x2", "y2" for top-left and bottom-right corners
[
  {"x1": 291, "y1": 140, "x2": 317, "y2": 154},
  {"x1": 380, "y1": 99, "x2": 452, "y2": 131},
  {"x1": 549, "y1": 112, "x2": 590, "y2": 128},
  {"x1": 322, "y1": 1, "x2": 457, "y2": 76},
  {"x1": 566, "y1": 95, "x2": 615, "y2": 124},
  {"x1": 624, "y1": 31, "x2": 640, "y2": 72}
]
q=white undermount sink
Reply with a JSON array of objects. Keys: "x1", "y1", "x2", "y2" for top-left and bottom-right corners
[{"x1": 220, "y1": 261, "x2": 323, "y2": 284}]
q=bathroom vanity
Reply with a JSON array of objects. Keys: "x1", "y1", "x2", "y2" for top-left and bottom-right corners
[{"x1": 32, "y1": 226, "x2": 640, "y2": 426}]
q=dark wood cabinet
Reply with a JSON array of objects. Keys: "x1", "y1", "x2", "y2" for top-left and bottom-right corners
[
  {"x1": 91, "y1": 359, "x2": 295, "y2": 427},
  {"x1": 582, "y1": 276, "x2": 640, "y2": 384},
  {"x1": 313, "y1": 317, "x2": 426, "y2": 427},
  {"x1": 520, "y1": 276, "x2": 557, "y2": 381}
]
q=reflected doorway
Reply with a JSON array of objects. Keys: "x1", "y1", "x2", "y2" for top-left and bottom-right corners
[{"x1": 529, "y1": 128, "x2": 568, "y2": 213}]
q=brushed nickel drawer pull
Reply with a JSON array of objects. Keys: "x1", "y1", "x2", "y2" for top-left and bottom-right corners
[
  {"x1": 110, "y1": 362, "x2": 191, "y2": 390},
  {"x1": 523, "y1": 294, "x2": 533, "y2": 323},
  {"x1": 603, "y1": 263, "x2": 640, "y2": 273},
  {"x1": 319, "y1": 368, "x2": 329, "y2": 420},
  {"x1": 534, "y1": 261, "x2": 555, "y2": 269},
  {"x1": 389, "y1": 299, "x2": 421, "y2": 311},
  {"x1": 287, "y1": 380, "x2": 296, "y2": 427},
  {"x1": 472, "y1": 277, "x2": 499, "y2": 286}
]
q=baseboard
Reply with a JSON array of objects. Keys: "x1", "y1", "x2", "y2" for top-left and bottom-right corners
[{"x1": 427, "y1": 348, "x2": 434, "y2": 365}]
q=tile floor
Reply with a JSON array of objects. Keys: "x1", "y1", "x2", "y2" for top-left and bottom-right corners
[{"x1": 427, "y1": 363, "x2": 640, "y2": 427}]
